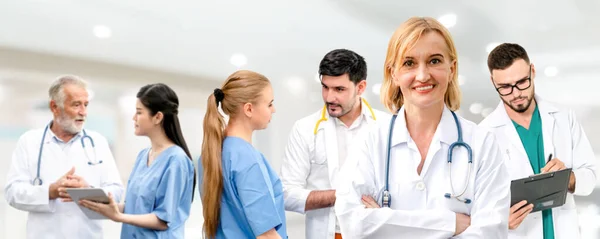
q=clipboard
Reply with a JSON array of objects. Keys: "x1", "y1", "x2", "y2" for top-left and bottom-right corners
[
  {"x1": 66, "y1": 188, "x2": 110, "y2": 220},
  {"x1": 510, "y1": 168, "x2": 572, "y2": 213}
]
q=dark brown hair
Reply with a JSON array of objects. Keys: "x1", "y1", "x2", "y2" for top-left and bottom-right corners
[{"x1": 487, "y1": 43, "x2": 530, "y2": 72}]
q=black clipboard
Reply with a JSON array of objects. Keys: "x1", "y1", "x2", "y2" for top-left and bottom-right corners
[{"x1": 510, "y1": 168, "x2": 572, "y2": 212}]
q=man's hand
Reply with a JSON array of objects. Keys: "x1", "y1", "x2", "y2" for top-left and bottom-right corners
[
  {"x1": 509, "y1": 200, "x2": 533, "y2": 230},
  {"x1": 64, "y1": 174, "x2": 91, "y2": 188},
  {"x1": 49, "y1": 167, "x2": 75, "y2": 200},
  {"x1": 567, "y1": 172, "x2": 576, "y2": 193},
  {"x1": 48, "y1": 167, "x2": 92, "y2": 202},
  {"x1": 541, "y1": 158, "x2": 566, "y2": 173},
  {"x1": 305, "y1": 190, "x2": 336, "y2": 211},
  {"x1": 541, "y1": 158, "x2": 575, "y2": 192},
  {"x1": 57, "y1": 174, "x2": 91, "y2": 202}
]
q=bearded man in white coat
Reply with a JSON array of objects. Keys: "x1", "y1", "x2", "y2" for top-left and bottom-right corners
[
  {"x1": 280, "y1": 49, "x2": 390, "y2": 239},
  {"x1": 479, "y1": 43, "x2": 597, "y2": 239}
]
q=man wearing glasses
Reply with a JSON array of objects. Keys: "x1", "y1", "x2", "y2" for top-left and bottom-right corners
[{"x1": 479, "y1": 43, "x2": 597, "y2": 239}]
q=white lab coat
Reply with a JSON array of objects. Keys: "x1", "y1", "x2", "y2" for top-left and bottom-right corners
[
  {"x1": 4, "y1": 127, "x2": 124, "y2": 239},
  {"x1": 335, "y1": 106, "x2": 511, "y2": 239},
  {"x1": 479, "y1": 95, "x2": 597, "y2": 239},
  {"x1": 281, "y1": 100, "x2": 391, "y2": 239}
]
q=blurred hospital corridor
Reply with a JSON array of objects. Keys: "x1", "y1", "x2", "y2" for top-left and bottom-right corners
[{"x1": 1, "y1": 0, "x2": 600, "y2": 238}]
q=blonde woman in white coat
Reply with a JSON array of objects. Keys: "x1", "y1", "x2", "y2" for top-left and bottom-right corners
[{"x1": 334, "y1": 17, "x2": 511, "y2": 239}]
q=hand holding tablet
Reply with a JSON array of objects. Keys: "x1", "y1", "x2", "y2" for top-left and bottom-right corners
[{"x1": 66, "y1": 188, "x2": 111, "y2": 219}]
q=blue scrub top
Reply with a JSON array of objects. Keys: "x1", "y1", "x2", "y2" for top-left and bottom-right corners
[
  {"x1": 121, "y1": 145, "x2": 195, "y2": 239},
  {"x1": 198, "y1": 136, "x2": 287, "y2": 239}
]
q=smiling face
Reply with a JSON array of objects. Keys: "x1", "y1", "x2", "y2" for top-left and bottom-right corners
[{"x1": 391, "y1": 31, "x2": 456, "y2": 110}]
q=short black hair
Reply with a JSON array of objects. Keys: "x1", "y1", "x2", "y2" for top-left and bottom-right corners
[
  {"x1": 319, "y1": 49, "x2": 367, "y2": 84},
  {"x1": 487, "y1": 43, "x2": 530, "y2": 72}
]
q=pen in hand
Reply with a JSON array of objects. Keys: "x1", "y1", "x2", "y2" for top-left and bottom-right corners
[{"x1": 541, "y1": 154, "x2": 553, "y2": 174}]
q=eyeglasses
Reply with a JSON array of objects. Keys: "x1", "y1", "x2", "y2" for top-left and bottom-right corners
[{"x1": 493, "y1": 65, "x2": 532, "y2": 96}]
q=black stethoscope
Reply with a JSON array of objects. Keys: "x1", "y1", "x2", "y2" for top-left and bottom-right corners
[
  {"x1": 382, "y1": 110, "x2": 473, "y2": 207},
  {"x1": 31, "y1": 123, "x2": 102, "y2": 186}
]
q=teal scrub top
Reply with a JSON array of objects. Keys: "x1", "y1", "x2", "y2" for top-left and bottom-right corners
[{"x1": 513, "y1": 105, "x2": 554, "y2": 239}]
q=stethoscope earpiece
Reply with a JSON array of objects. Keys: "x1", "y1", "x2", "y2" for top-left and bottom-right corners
[
  {"x1": 88, "y1": 160, "x2": 103, "y2": 165},
  {"x1": 444, "y1": 193, "x2": 472, "y2": 204}
]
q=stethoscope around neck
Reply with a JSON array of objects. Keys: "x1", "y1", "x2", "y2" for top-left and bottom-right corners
[
  {"x1": 381, "y1": 109, "x2": 473, "y2": 208},
  {"x1": 31, "y1": 122, "x2": 102, "y2": 186},
  {"x1": 312, "y1": 98, "x2": 377, "y2": 135}
]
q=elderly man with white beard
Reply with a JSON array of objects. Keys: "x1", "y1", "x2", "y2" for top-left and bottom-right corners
[{"x1": 4, "y1": 75, "x2": 124, "y2": 239}]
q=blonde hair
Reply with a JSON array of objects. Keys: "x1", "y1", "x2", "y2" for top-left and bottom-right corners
[
  {"x1": 201, "y1": 70, "x2": 271, "y2": 239},
  {"x1": 381, "y1": 16, "x2": 461, "y2": 113}
]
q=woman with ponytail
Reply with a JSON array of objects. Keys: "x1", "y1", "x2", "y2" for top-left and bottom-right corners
[
  {"x1": 199, "y1": 70, "x2": 287, "y2": 239},
  {"x1": 80, "y1": 83, "x2": 195, "y2": 238}
]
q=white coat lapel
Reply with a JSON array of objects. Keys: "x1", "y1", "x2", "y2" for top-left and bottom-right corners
[
  {"x1": 494, "y1": 103, "x2": 528, "y2": 160},
  {"x1": 322, "y1": 117, "x2": 339, "y2": 185},
  {"x1": 488, "y1": 102, "x2": 531, "y2": 175},
  {"x1": 502, "y1": 123, "x2": 536, "y2": 176},
  {"x1": 503, "y1": 124, "x2": 527, "y2": 160},
  {"x1": 537, "y1": 97, "x2": 558, "y2": 162},
  {"x1": 420, "y1": 108, "x2": 454, "y2": 178}
]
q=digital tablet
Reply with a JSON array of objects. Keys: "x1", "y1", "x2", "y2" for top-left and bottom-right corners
[
  {"x1": 510, "y1": 168, "x2": 571, "y2": 213},
  {"x1": 66, "y1": 188, "x2": 110, "y2": 220}
]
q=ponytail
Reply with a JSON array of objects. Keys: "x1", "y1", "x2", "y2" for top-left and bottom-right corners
[
  {"x1": 200, "y1": 70, "x2": 271, "y2": 238},
  {"x1": 201, "y1": 93, "x2": 225, "y2": 239}
]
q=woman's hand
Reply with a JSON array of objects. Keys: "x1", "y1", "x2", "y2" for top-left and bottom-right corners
[
  {"x1": 79, "y1": 192, "x2": 122, "y2": 222},
  {"x1": 361, "y1": 195, "x2": 381, "y2": 208}
]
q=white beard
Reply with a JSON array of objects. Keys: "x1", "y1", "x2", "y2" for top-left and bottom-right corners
[{"x1": 56, "y1": 111, "x2": 84, "y2": 134}]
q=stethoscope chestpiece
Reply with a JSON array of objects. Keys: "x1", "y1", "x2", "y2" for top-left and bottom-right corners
[
  {"x1": 32, "y1": 178, "x2": 43, "y2": 186},
  {"x1": 382, "y1": 190, "x2": 391, "y2": 207}
]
